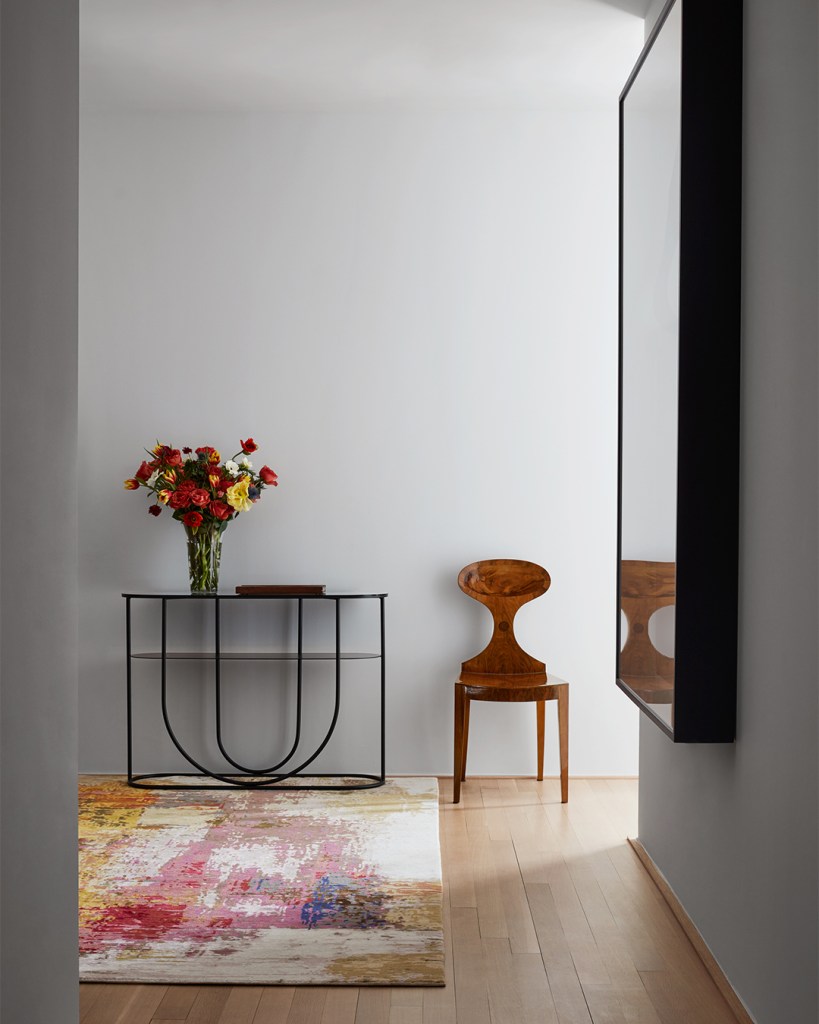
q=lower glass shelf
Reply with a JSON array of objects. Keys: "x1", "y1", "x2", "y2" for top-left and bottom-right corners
[{"x1": 131, "y1": 651, "x2": 380, "y2": 660}]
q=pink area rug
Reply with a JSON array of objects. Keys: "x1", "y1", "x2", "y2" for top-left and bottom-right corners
[{"x1": 79, "y1": 777, "x2": 444, "y2": 985}]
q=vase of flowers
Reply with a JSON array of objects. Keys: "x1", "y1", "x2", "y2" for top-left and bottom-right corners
[{"x1": 124, "y1": 438, "x2": 278, "y2": 593}]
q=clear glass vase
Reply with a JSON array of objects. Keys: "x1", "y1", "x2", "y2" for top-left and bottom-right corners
[{"x1": 185, "y1": 522, "x2": 223, "y2": 594}]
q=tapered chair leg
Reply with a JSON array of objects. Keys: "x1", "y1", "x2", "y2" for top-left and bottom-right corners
[
  {"x1": 453, "y1": 685, "x2": 465, "y2": 804},
  {"x1": 557, "y1": 684, "x2": 569, "y2": 803},
  {"x1": 536, "y1": 700, "x2": 545, "y2": 781},
  {"x1": 461, "y1": 698, "x2": 470, "y2": 781}
]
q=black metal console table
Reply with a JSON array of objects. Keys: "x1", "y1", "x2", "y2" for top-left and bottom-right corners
[{"x1": 123, "y1": 592, "x2": 386, "y2": 791}]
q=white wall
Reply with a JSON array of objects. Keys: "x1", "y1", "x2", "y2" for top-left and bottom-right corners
[
  {"x1": 79, "y1": 109, "x2": 639, "y2": 778},
  {"x1": 638, "y1": 0, "x2": 818, "y2": 1021}
]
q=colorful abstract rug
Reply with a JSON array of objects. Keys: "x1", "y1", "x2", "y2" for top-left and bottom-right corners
[{"x1": 79, "y1": 777, "x2": 444, "y2": 985}]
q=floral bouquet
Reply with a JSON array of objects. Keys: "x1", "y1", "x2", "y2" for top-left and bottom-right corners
[{"x1": 124, "y1": 439, "x2": 278, "y2": 592}]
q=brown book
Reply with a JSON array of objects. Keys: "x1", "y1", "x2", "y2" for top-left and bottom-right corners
[{"x1": 235, "y1": 584, "x2": 326, "y2": 595}]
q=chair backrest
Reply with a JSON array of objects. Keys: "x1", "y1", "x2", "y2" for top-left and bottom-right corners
[
  {"x1": 620, "y1": 559, "x2": 675, "y2": 681},
  {"x1": 458, "y1": 559, "x2": 550, "y2": 675}
]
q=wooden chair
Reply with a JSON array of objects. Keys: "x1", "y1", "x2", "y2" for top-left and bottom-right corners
[
  {"x1": 454, "y1": 559, "x2": 569, "y2": 804},
  {"x1": 619, "y1": 559, "x2": 676, "y2": 705}
]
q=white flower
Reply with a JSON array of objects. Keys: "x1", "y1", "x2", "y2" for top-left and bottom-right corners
[
  {"x1": 240, "y1": 457, "x2": 252, "y2": 469},
  {"x1": 225, "y1": 460, "x2": 240, "y2": 477},
  {"x1": 147, "y1": 470, "x2": 160, "y2": 487}
]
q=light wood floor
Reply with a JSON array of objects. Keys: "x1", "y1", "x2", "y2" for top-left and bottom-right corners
[{"x1": 80, "y1": 777, "x2": 741, "y2": 1024}]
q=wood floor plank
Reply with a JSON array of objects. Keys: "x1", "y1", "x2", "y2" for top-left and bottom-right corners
[
  {"x1": 443, "y1": 834, "x2": 477, "y2": 908},
  {"x1": 593, "y1": 855, "x2": 668, "y2": 973},
  {"x1": 496, "y1": 778, "x2": 520, "y2": 800},
  {"x1": 80, "y1": 984, "x2": 105, "y2": 1021},
  {"x1": 253, "y1": 988, "x2": 296, "y2": 1023},
  {"x1": 390, "y1": 989, "x2": 423, "y2": 1007},
  {"x1": 217, "y1": 987, "x2": 264, "y2": 1023},
  {"x1": 587, "y1": 780, "x2": 638, "y2": 840},
  {"x1": 525, "y1": 882, "x2": 575, "y2": 972},
  {"x1": 118, "y1": 986, "x2": 169, "y2": 1024},
  {"x1": 582, "y1": 983, "x2": 629, "y2": 1024},
  {"x1": 480, "y1": 784, "x2": 511, "y2": 840},
  {"x1": 422, "y1": 983, "x2": 457, "y2": 1024},
  {"x1": 354, "y1": 988, "x2": 391, "y2": 1024},
  {"x1": 509, "y1": 949, "x2": 560, "y2": 1024},
  {"x1": 544, "y1": 967, "x2": 594, "y2": 1024},
  {"x1": 286, "y1": 989, "x2": 327, "y2": 1024},
  {"x1": 320, "y1": 989, "x2": 358, "y2": 1024},
  {"x1": 452, "y1": 953, "x2": 490, "y2": 1024},
  {"x1": 483, "y1": 937, "x2": 558, "y2": 1024},
  {"x1": 488, "y1": 838, "x2": 540, "y2": 954},
  {"x1": 471, "y1": 835, "x2": 508, "y2": 939},
  {"x1": 450, "y1": 905, "x2": 483, "y2": 956},
  {"x1": 82, "y1": 985, "x2": 142, "y2": 1024},
  {"x1": 644, "y1": 961, "x2": 739, "y2": 1024},
  {"x1": 459, "y1": 783, "x2": 489, "y2": 841},
  {"x1": 387, "y1": 1007, "x2": 422, "y2": 1024},
  {"x1": 533, "y1": 777, "x2": 564, "y2": 805},
  {"x1": 607, "y1": 847, "x2": 710, "y2": 977},
  {"x1": 548, "y1": 863, "x2": 612, "y2": 988},
  {"x1": 154, "y1": 986, "x2": 201, "y2": 1020},
  {"x1": 187, "y1": 987, "x2": 233, "y2": 1024},
  {"x1": 506, "y1": 778, "x2": 543, "y2": 805}
]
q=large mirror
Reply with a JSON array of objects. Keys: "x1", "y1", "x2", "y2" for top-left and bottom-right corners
[{"x1": 616, "y1": 0, "x2": 742, "y2": 741}]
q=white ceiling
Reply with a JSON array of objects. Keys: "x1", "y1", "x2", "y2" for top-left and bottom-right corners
[{"x1": 81, "y1": 0, "x2": 648, "y2": 112}]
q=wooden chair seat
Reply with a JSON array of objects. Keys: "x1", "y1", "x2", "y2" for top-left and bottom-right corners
[
  {"x1": 459, "y1": 671, "x2": 567, "y2": 702},
  {"x1": 454, "y1": 560, "x2": 569, "y2": 804}
]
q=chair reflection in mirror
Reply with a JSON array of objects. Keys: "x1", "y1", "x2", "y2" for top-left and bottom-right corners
[{"x1": 619, "y1": 559, "x2": 676, "y2": 707}]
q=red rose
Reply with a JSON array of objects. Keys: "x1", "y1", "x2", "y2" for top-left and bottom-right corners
[
  {"x1": 148, "y1": 504, "x2": 162, "y2": 517},
  {"x1": 189, "y1": 488, "x2": 211, "y2": 507},
  {"x1": 182, "y1": 510, "x2": 203, "y2": 528},
  {"x1": 209, "y1": 500, "x2": 232, "y2": 521},
  {"x1": 259, "y1": 465, "x2": 278, "y2": 486},
  {"x1": 240, "y1": 438, "x2": 258, "y2": 454},
  {"x1": 165, "y1": 449, "x2": 183, "y2": 468},
  {"x1": 169, "y1": 490, "x2": 191, "y2": 510},
  {"x1": 134, "y1": 461, "x2": 153, "y2": 482}
]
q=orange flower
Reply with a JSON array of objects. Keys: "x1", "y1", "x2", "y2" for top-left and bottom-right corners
[{"x1": 157, "y1": 490, "x2": 172, "y2": 505}]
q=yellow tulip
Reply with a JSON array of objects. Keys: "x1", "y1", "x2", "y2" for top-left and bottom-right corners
[{"x1": 226, "y1": 477, "x2": 252, "y2": 513}]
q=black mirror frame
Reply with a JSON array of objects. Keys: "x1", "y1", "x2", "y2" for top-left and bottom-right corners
[{"x1": 616, "y1": 0, "x2": 743, "y2": 742}]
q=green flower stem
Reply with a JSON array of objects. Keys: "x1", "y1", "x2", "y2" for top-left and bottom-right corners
[{"x1": 185, "y1": 522, "x2": 223, "y2": 593}]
